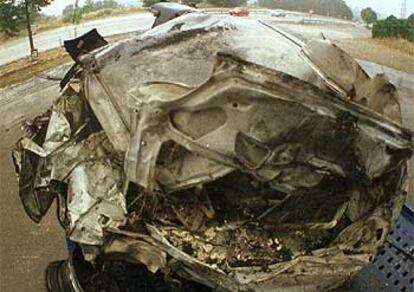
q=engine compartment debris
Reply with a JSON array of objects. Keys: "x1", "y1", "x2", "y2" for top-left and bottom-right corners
[{"x1": 13, "y1": 11, "x2": 413, "y2": 292}]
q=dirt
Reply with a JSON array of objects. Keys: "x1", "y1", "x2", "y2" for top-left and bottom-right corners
[
  {"x1": 0, "y1": 32, "x2": 138, "y2": 89},
  {"x1": 335, "y1": 38, "x2": 414, "y2": 73},
  {"x1": 0, "y1": 48, "x2": 70, "y2": 88}
]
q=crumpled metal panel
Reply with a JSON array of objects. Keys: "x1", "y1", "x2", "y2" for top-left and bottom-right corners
[
  {"x1": 304, "y1": 39, "x2": 402, "y2": 124},
  {"x1": 85, "y1": 51, "x2": 411, "y2": 191},
  {"x1": 13, "y1": 13, "x2": 413, "y2": 292},
  {"x1": 67, "y1": 160, "x2": 126, "y2": 245},
  {"x1": 14, "y1": 87, "x2": 126, "y2": 245},
  {"x1": 151, "y1": 2, "x2": 196, "y2": 28}
]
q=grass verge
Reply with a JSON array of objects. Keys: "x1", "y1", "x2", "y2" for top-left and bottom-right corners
[
  {"x1": 0, "y1": 32, "x2": 138, "y2": 88},
  {"x1": 0, "y1": 48, "x2": 70, "y2": 88},
  {"x1": 335, "y1": 38, "x2": 414, "y2": 73}
]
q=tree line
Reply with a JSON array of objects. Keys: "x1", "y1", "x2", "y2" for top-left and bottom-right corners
[
  {"x1": 360, "y1": 7, "x2": 413, "y2": 42},
  {"x1": 373, "y1": 15, "x2": 413, "y2": 41},
  {"x1": 0, "y1": 0, "x2": 53, "y2": 37},
  {"x1": 257, "y1": 0, "x2": 353, "y2": 19},
  {"x1": 62, "y1": 0, "x2": 122, "y2": 23}
]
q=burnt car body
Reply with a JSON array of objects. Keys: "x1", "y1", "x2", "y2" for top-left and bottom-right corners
[
  {"x1": 13, "y1": 6, "x2": 413, "y2": 292},
  {"x1": 150, "y1": 2, "x2": 196, "y2": 28}
]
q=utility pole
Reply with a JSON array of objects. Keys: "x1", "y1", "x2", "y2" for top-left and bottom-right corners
[
  {"x1": 24, "y1": 0, "x2": 38, "y2": 60},
  {"x1": 73, "y1": 0, "x2": 80, "y2": 37},
  {"x1": 401, "y1": 0, "x2": 407, "y2": 18}
]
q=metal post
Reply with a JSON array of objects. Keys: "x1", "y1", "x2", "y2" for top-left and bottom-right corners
[
  {"x1": 24, "y1": 0, "x2": 38, "y2": 60},
  {"x1": 73, "y1": 0, "x2": 80, "y2": 37}
]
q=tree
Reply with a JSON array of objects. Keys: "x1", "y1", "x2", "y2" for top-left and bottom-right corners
[
  {"x1": 207, "y1": 0, "x2": 247, "y2": 7},
  {"x1": 62, "y1": 4, "x2": 74, "y2": 22},
  {"x1": 82, "y1": 0, "x2": 95, "y2": 13},
  {"x1": 23, "y1": 0, "x2": 54, "y2": 55},
  {"x1": 0, "y1": 0, "x2": 25, "y2": 37},
  {"x1": 361, "y1": 7, "x2": 377, "y2": 24},
  {"x1": 181, "y1": 0, "x2": 204, "y2": 7},
  {"x1": 94, "y1": 0, "x2": 121, "y2": 10},
  {"x1": 143, "y1": 0, "x2": 166, "y2": 7},
  {"x1": 372, "y1": 15, "x2": 414, "y2": 41},
  {"x1": 30, "y1": 0, "x2": 53, "y2": 8},
  {"x1": 62, "y1": 0, "x2": 82, "y2": 24},
  {"x1": 257, "y1": 0, "x2": 353, "y2": 19},
  {"x1": 82, "y1": 0, "x2": 121, "y2": 13},
  {"x1": 0, "y1": 0, "x2": 53, "y2": 47}
]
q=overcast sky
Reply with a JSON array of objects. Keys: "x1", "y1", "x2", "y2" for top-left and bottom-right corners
[
  {"x1": 345, "y1": 0, "x2": 413, "y2": 17},
  {"x1": 41, "y1": 0, "x2": 140, "y2": 15},
  {"x1": 41, "y1": 0, "x2": 414, "y2": 17}
]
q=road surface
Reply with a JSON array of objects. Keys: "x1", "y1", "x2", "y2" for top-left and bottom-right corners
[{"x1": 0, "y1": 13, "x2": 155, "y2": 66}]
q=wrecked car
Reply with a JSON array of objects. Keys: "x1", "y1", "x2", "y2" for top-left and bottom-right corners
[{"x1": 13, "y1": 5, "x2": 413, "y2": 292}]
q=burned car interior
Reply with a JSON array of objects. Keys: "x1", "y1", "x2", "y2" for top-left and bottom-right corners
[{"x1": 12, "y1": 3, "x2": 413, "y2": 292}]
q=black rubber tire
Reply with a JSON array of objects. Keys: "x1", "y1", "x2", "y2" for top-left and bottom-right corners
[{"x1": 45, "y1": 260, "x2": 75, "y2": 292}]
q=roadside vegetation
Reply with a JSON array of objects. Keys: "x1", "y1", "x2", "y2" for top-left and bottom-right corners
[
  {"x1": 360, "y1": 7, "x2": 414, "y2": 42},
  {"x1": 61, "y1": 0, "x2": 130, "y2": 23},
  {"x1": 368, "y1": 38, "x2": 413, "y2": 56},
  {"x1": 0, "y1": 0, "x2": 53, "y2": 40},
  {"x1": 336, "y1": 38, "x2": 414, "y2": 73},
  {"x1": 0, "y1": 47, "x2": 69, "y2": 88},
  {"x1": 0, "y1": 32, "x2": 134, "y2": 88},
  {"x1": 344, "y1": 7, "x2": 413, "y2": 72},
  {"x1": 372, "y1": 15, "x2": 414, "y2": 42},
  {"x1": 360, "y1": 7, "x2": 377, "y2": 25},
  {"x1": 257, "y1": 0, "x2": 353, "y2": 19}
]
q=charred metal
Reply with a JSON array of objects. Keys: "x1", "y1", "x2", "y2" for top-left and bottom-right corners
[{"x1": 13, "y1": 10, "x2": 413, "y2": 292}]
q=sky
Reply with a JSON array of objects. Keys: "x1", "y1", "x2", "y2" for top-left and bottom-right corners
[
  {"x1": 345, "y1": 0, "x2": 413, "y2": 18},
  {"x1": 41, "y1": 0, "x2": 142, "y2": 15},
  {"x1": 40, "y1": 0, "x2": 414, "y2": 17}
]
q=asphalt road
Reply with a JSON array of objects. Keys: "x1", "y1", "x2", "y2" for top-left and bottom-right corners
[
  {"x1": 0, "y1": 13, "x2": 411, "y2": 292},
  {"x1": 0, "y1": 13, "x2": 155, "y2": 66}
]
